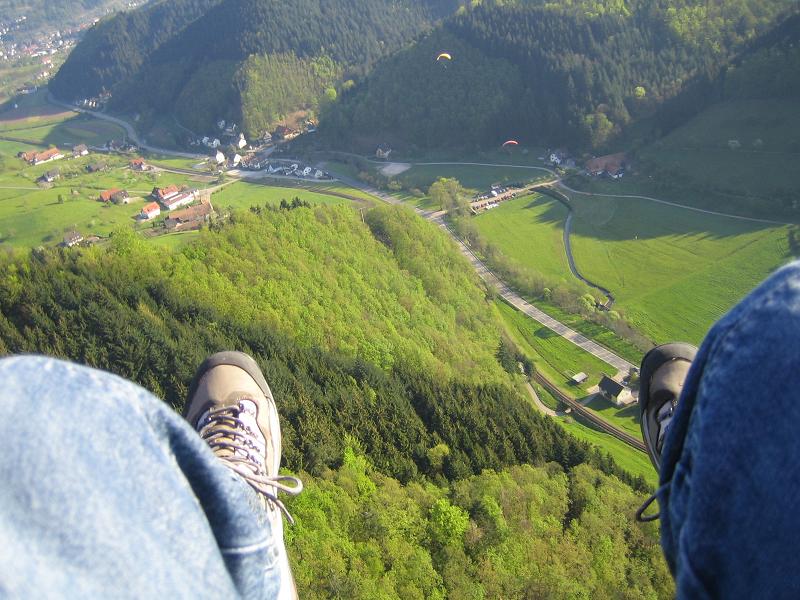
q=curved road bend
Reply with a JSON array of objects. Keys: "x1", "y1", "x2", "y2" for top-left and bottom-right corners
[{"x1": 47, "y1": 94, "x2": 205, "y2": 160}]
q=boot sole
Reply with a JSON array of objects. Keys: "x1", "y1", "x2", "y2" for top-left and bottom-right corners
[{"x1": 639, "y1": 342, "x2": 697, "y2": 471}]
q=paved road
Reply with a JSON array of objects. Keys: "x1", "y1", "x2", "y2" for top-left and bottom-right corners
[
  {"x1": 47, "y1": 94, "x2": 205, "y2": 160},
  {"x1": 524, "y1": 380, "x2": 562, "y2": 417}
]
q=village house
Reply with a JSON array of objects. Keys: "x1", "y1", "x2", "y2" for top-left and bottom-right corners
[
  {"x1": 376, "y1": 143, "x2": 392, "y2": 160},
  {"x1": 19, "y1": 147, "x2": 65, "y2": 166},
  {"x1": 62, "y1": 231, "x2": 83, "y2": 248},
  {"x1": 140, "y1": 202, "x2": 161, "y2": 220},
  {"x1": 273, "y1": 125, "x2": 299, "y2": 141},
  {"x1": 72, "y1": 144, "x2": 89, "y2": 158},
  {"x1": 86, "y1": 161, "x2": 107, "y2": 173},
  {"x1": 585, "y1": 153, "x2": 627, "y2": 178},
  {"x1": 164, "y1": 198, "x2": 215, "y2": 231},
  {"x1": 598, "y1": 375, "x2": 634, "y2": 407},
  {"x1": 37, "y1": 169, "x2": 60, "y2": 184},
  {"x1": 237, "y1": 133, "x2": 248, "y2": 149},
  {"x1": 151, "y1": 184, "x2": 181, "y2": 203},
  {"x1": 129, "y1": 158, "x2": 150, "y2": 171},
  {"x1": 152, "y1": 184, "x2": 197, "y2": 211},
  {"x1": 99, "y1": 188, "x2": 129, "y2": 204}
]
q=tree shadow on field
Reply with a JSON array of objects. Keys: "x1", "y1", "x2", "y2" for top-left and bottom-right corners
[{"x1": 517, "y1": 189, "x2": 786, "y2": 244}]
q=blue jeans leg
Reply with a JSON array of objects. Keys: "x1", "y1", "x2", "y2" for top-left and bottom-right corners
[
  {"x1": 658, "y1": 260, "x2": 800, "y2": 599},
  {"x1": 0, "y1": 356, "x2": 284, "y2": 599}
]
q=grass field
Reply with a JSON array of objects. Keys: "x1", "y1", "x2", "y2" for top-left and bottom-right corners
[
  {"x1": 567, "y1": 193, "x2": 792, "y2": 343},
  {"x1": 571, "y1": 98, "x2": 800, "y2": 222},
  {"x1": 473, "y1": 182, "x2": 792, "y2": 344},
  {"x1": 211, "y1": 181, "x2": 354, "y2": 212},
  {"x1": 474, "y1": 193, "x2": 571, "y2": 281},
  {"x1": 397, "y1": 163, "x2": 552, "y2": 191},
  {"x1": 148, "y1": 231, "x2": 202, "y2": 250}
]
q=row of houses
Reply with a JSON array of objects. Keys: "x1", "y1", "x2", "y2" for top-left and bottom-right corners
[{"x1": 19, "y1": 144, "x2": 88, "y2": 166}]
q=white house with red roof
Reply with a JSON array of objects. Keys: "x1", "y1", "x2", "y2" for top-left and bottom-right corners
[{"x1": 140, "y1": 202, "x2": 161, "y2": 220}]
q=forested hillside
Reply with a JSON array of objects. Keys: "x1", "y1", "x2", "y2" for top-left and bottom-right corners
[
  {"x1": 50, "y1": 0, "x2": 460, "y2": 136},
  {"x1": 325, "y1": 0, "x2": 797, "y2": 151},
  {"x1": 0, "y1": 203, "x2": 670, "y2": 595},
  {"x1": 49, "y1": 0, "x2": 223, "y2": 100},
  {"x1": 652, "y1": 11, "x2": 800, "y2": 139}
]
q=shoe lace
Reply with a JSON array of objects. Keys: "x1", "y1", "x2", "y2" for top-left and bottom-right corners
[{"x1": 198, "y1": 403, "x2": 303, "y2": 524}]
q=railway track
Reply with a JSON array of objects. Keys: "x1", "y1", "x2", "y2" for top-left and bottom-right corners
[{"x1": 532, "y1": 372, "x2": 647, "y2": 453}]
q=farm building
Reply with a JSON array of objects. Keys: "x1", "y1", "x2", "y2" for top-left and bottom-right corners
[
  {"x1": 62, "y1": 231, "x2": 83, "y2": 248},
  {"x1": 140, "y1": 202, "x2": 161, "y2": 220},
  {"x1": 598, "y1": 375, "x2": 634, "y2": 407},
  {"x1": 99, "y1": 189, "x2": 130, "y2": 204},
  {"x1": 19, "y1": 147, "x2": 65, "y2": 165},
  {"x1": 585, "y1": 153, "x2": 627, "y2": 178}
]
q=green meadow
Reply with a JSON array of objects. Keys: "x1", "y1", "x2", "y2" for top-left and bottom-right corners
[
  {"x1": 473, "y1": 189, "x2": 792, "y2": 344},
  {"x1": 396, "y1": 163, "x2": 552, "y2": 191},
  {"x1": 474, "y1": 193, "x2": 571, "y2": 281},
  {"x1": 568, "y1": 194, "x2": 792, "y2": 344},
  {"x1": 211, "y1": 181, "x2": 352, "y2": 211}
]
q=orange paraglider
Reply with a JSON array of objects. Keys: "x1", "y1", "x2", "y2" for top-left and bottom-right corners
[{"x1": 502, "y1": 140, "x2": 519, "y2": 147}]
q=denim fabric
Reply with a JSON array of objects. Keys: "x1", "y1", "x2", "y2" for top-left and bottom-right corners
[
  {"x1": 658, "y1": 260, "x2": 800, "y2": 599},
  {"x1": 0, "y1": 356, "x2": 283, "y2": 599}
]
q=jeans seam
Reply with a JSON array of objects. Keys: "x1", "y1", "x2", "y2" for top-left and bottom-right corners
[{"x1": 220, "y1": 537, "x2": 272, "y2": 555}]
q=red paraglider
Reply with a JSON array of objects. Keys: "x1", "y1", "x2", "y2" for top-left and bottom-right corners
[{"x1": 502, "y1": 140, "x2": 519, "y2": 147}]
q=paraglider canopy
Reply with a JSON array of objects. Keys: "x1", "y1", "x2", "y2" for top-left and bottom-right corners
[
  {"x1": 502, "y1": 140, "x2": 519, "y2": 147},
  {"x1": 436, "y1": 52, "x2": 452, "y2": 61}
]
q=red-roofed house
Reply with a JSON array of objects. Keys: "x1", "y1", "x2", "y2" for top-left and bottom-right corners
[
  {"x1": 19, "y1": 147, "x2": 64, "y2": 165},
  {"x1": 140, "y1": 202, "x2": 161, "y2": 220},
  {"x1": 151, "y1": 184, "x2": 181, "y2": 203},
  {"x1": 130, "y1": 158, "x2": 150, "y2": 171},
  {"x1": 99, "y1": 188, "x2": 130, "y2": 204}
]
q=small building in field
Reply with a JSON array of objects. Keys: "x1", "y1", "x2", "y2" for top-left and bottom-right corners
[
  {"x1": 598, "y1": 375, "x2": 634, "y2": 407},
  {"x1": 164, "y1": 199, "x2": 214, "y2": 231},
  {"x1": 140, "y1": 202, "x2": 161, "y2": 220},
  {"x1": 37, "y1": 169, "x2": 60, "y2": 184},
  {"x1": 99, "y1": 188, "x2": 130, "y2": 204},
  {"x1": 151, "y1": 184, "x2": 181, "y2": 203},
  {"x1": 62, "y1": 231, "x2": 83, "y2": 248},
  {"x1": 86, "y1": 161, "x2": 107, "y2": 173},
  {"x1": 571, "y1": 372, "x2": 589, "y2": 385},
  {"x1": 72, "y1": 144, "x2": 89, "y2": 158},
  {"x1": 129, "y1": 158, "x2": 150, "y2": 171}
]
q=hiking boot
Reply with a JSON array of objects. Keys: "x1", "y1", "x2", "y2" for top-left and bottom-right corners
[
  {"x1": 184, "y1": 351, "x2": 302, "y2": 596},
  {"x1": 639, "y1": 343, "x2": 697, "y2": 472}
]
